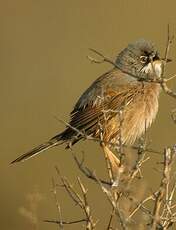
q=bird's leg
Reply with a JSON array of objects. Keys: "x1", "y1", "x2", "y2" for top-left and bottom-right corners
[{"x1": 101, "y1": 143, "x2": 123, "y2": 186}]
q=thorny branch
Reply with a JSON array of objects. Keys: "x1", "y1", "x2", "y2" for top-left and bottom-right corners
[
  {"x1": 47, "y1": 124, "x2": 176, "y2": 229},
  {"x1": 50, "y1": 167, "x2": 97, "y2": 230},
  {"x1": 51, "y1": 177, "x2": 63, "y2": 229},
  {"x1": 44, "y1": 219, "x2": 87, "y2": 226},
  {"x1": 151, "y1": 148, "x2": 176, "y2": 229},
  {"x1": 162, "y1": 24, "x2": 174, "y2": 76},
  {"x1": 72, "y1": 151, "x2": 112, "y2": 186}
]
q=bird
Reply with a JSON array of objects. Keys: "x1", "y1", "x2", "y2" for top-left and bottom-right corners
[{"x1": 11, "y1": 39, "x2": 163, "y2": 179}]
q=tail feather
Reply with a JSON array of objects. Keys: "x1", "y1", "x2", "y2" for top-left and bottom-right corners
[
  {"x1": 11, "y1": 126, "x2": 81, "y2": 164},
  {"x1": 11, "y1": 139, "x2": 59, "y2": 164}
]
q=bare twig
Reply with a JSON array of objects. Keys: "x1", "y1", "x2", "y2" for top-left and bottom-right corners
[
  {"x1": 89, "y1": 172, "x2": 128, "y2": 230},
  {"x1": 72, "y1": 152, "x2": 112, "y2": 186},
  {"x1": 44, "y1": 219, "x2": 87, "y2": 225},
  {"x1": 51, "y1": 178, "x2": 63, "y2": 229},
  {"x1": 128, "y1": 194, "x2": 155, "y2": 219},
  {"x1": 77, "y1": 177, "x2": 96, "y2": 229},
  {"x1": 106, "y1": 207, "x2": 115, "y2": 230},
  {"x1": 55, "y1": 167, "x2": 96, "y2": 230},
  {"x1": 162, "y1": 24, "x2": 174, "y2": 77},
  {"x1": 151, "y1": 148, "x2": 175, "y2": 229}
]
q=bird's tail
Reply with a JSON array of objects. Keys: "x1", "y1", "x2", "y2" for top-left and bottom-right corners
[{"x1": 11, "y1": 138, "x2": 61, "y2": 164}]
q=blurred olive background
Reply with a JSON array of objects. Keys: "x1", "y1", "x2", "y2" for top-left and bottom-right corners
[{"x1": 1, "y1": 0, "x2": 176, "y2": 229}]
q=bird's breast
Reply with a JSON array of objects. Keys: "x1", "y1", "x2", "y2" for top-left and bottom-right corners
[{"x1": 121, "y1": 82, "x2": 161, "y2": 144}]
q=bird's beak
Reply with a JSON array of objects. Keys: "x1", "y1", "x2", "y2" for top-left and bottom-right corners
[{"x1": 150, "y1": 53, "x2": 172, "y2": 63}]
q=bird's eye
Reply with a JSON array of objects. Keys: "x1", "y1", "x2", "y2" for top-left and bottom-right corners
[{"x1": 140, "y1": 55, "x2": 148, "y2": 64}]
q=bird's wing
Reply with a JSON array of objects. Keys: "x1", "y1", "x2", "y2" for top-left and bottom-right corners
[
  {"x1": 69, "y1": 86, "x2": 138, "y2": 133},
  {"x1": 67, "y1": 69, "x2": 140, "y2": 136},
  {"x1": 72, "y1": 68, "x2": 137, "y2": 112}
]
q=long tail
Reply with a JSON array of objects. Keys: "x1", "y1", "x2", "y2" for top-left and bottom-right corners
[
  {"x1": 11, "y1": 138, "x2": 61, "y2": 164},
  {"x1": 11, "y1": 125, "x2": 82, "y2": 164}
]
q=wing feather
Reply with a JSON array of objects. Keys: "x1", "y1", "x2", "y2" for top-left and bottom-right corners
[
  {"x1": 69, "y1": 86, "x2": 139, "y2": 135},
  {"x1": 57, "y1": 69, "x2": 141, "y2": 144}
]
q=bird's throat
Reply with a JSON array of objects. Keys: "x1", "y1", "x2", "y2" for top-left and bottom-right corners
[{"x1": 142, "y1": 60, "x2": 163, "y2": 78}]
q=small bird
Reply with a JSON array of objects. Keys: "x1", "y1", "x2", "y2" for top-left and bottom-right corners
[{"x1": 12, "y1": 39, "x2": 163, "y2": 176}]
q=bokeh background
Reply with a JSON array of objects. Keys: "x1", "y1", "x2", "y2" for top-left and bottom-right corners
[{"x1": 1, "y1": 0, "x2": 176, "y2": 229}]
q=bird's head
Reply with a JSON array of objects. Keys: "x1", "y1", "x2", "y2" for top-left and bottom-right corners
[{"x1": 115, "y1": 39, "x2": 164, "y2": 79}]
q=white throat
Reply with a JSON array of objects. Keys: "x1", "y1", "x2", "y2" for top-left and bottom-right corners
[{"x1": 142, "y1": 61, "x2": 163, "y2": 78}]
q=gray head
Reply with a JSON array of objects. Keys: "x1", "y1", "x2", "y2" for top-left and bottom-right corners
[{"x1": 115, "y1": 39, "x2": 161, "y2": 78}]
